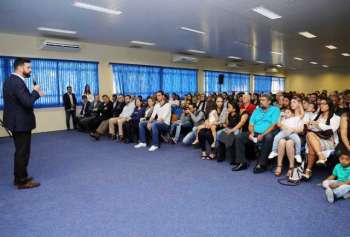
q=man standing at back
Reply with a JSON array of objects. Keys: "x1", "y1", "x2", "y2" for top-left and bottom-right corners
[{"x1": 3, "y1": 58, "x2": 44, "y2": 189}]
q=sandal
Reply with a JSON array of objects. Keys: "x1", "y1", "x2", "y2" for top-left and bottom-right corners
[
  {"x1": 208, "y1": 153, "x2": 216, "y2": 160},
  {"x1": 192, "y1": 139, "x2": 199, "y2": 145},
  {"x1": 201, "y1": 153, "x2": 207, "y2": 160},
  {"x1": 302, "y1": 168, "x2": 312, "y2": 180},
  {"x1": 316, "y1": 158, "x2": 327, "y2": 166},
  {"x1": 274, "y1": 165, "x2": 282, "y2": 177}
]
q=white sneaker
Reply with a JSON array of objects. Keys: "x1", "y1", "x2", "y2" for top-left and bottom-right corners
[
  {"x1": 343, "y1": 192, "x2": 350, "y2": 199},
  {"x1": 134, "y1": 143, "x2": 147, "y2": 149},
  {"x1": 325, "y1": 188, "x2": 335, "y2": 203},
  {"x1": 148, "y1": 145, "x2": 159, "y2": 152},
  {"x1": 268, "y1": 151, "x2": 278, "y2": 159},
  {"x1": 295, "y1": 155, "x2": 302, "y2": 163}
]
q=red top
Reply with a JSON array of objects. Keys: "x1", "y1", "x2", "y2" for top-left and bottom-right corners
[{"x1": 240, "y1": 103, "x2": 256, "y2": 116}]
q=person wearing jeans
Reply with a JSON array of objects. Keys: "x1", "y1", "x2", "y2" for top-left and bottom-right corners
[
  {"x1": 135, "y1": 91, "x2": 171, "y2": 152},
  {"x1": 232, "y1": 94, "x2": 280, "y2": 173}
]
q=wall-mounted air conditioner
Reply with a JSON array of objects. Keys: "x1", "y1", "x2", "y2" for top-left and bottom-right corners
[
  {"x1": 40, "y1": 39, "x2": 81, "y2": 52},
  {"x1": 172, "y1": 54, "x2": 199, "y2": 64}
]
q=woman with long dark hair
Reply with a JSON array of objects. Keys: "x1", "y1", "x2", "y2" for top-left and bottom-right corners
[
  {"x1": 303, "y1": 98, "x2": 341, "y2": 179},
  {"x1": 83, "y1": 84, "x2": 94, "y2": 102}
]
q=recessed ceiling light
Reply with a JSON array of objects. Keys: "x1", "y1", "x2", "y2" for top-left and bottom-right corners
[
  {"x1": 341, "y1": 53, "x2": 350, "y2": 57},
  {"x1": 276, "y1": 64, "x2": 283, "y2": 68},
  {"x1": 293, "y1": 57, "x2": 304, "y2": 61},
  {"x1": 298, "y1": 31, "x2": 317, "y2": 39},
  {"x1": 252, "y1": 6, "x2": 282, "y2": 20},
  {"x1": 325, "y1": 45, "x2": 337, "y2": 50},
  {"x1": 130, "y1": 40, "x2": 156, "y2": 46},
  {"x1": 271, "y1": 51, "x2": 283, "y2": 55},
  {"x1": 73, "y1": 2, "x2": 122, "y2": 15},
  {"x1": 310, "y1": 61, "x2": 318, "y2": 65},
  {"x1": 37, "y1": 27, "x2": 77, "y2": 35},
  {"x1": 180, "y1": 27, "x2": 205, "y2": 35},
  {"x1": 322, "y1": 65, "x2": 329, "y2": 68},
  {"x1": 187, "y1": 49, "x2": 206, "y2": 54},
  {"x1": 228, "y1": 56, "x2": 241, "y2": 60}
]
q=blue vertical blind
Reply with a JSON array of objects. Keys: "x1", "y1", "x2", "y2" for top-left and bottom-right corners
[
  {"x1": 254, "y1": 75, "x2": 285, "y2": 93},
  {"x1": 112, "y1": 64, "x2": 197, "y2": 97},
  {"x1": 204, "y1": 71, "x2": 250, "y2": 94},
  {"x1": 0, "y1": 57, "x2": 98, "y2": 108}
]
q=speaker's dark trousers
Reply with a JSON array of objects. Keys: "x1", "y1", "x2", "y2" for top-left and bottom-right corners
[
  {"x1": 65, "y1": 109, "x2": 77, "y2": 129},
  {"x1": 12, "y1": 131, "x2": 32, "y2": 184}
]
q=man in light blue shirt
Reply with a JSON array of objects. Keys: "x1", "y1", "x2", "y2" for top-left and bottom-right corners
[{"x1": 233, "y1": 94, "x2": 280, "y2": 173}]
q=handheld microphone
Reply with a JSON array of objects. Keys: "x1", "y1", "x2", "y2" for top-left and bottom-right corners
[{"x1": 32, "y1": 76, "x2": 37, "y2": 86}]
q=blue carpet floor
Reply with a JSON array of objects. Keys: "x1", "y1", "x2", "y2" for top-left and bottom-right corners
[{"x1": 0, "y1": 131, "x2": 349, "y2": 237}]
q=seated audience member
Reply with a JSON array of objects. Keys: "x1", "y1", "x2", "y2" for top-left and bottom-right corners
[
  {"x1": 322, "y1": 151, "x2": 350, "y2": 203},
  {"x1": 216, "y1": 101, "x2": 249, "y2": 162},
  {"x1": 141, "y1": 96, "x2": 156, "y2": 122},
  {"x1": 335, "y1": 109, "x2": 350, "y2": 155},
  {"x1": 232, "y1": 94, "x2": 280, "y2": 173},
  {"x1": 271, "y1": 97, "x2": 305, "y2": 177},
  {"x1": 134, "y1": 91, "x2": 171, "y2": 152},
  {"x1": 108, "y1": 95, "x2": 135, "y2": 141},
  {"x1": 78, "y1": 95, "x2": 101, "y2": 131},
  {"x1": 169, "y1": 93, "x2": 180, "y2": 107},
  {"x1": 77, "y1": 95, "x2": 91, "y2": 131},
  {"x1": 197, "y1": 96, "x2": 226, "y2": 160},
  {"x1": 170, "y1": 104, "x2": 194, "y2": 144},
  {"x1": 113, "y1": 95, "x2": 125, "y2": 118},
  {"x1": 123, "y1": 98, "x2": 145, "y2": 143},
  {"x1": 269, "y1": 106, "x2": 304, "y2": 163},
  {"x1": 196, "y1": 93, "x2": 207, "y2": 112},
  {"x1": 89, "y1": 95, "x2": 113, "y2": 140},
  {"x1": 240, "y1": 94, "x2": 256, "y2": 116},
  {"x1": 182, "y1": 105, "x2": 205, "y2": 145},
  {"x1": 302, "y1": 99, "x2": 317, "y2": 123},
  {"x1": 303, "y1": 98, "x2": 341, "y2": 179},
  {"x1": 63, "y1": 86, "x2": 77, "y2": 130},
  {"x1": 193, "y1": 96, "x2": 226, "y2": 147}
]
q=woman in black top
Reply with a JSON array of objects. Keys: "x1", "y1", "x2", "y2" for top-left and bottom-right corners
[{"x1": 216, "y1": 101, "x2": 249, "y2": 162}]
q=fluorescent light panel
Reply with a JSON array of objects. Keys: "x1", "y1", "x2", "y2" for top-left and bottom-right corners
[
  {"x1": 252, "y1": 6, "x2": 282, "y2": 20},
  {"x1": 341, "y1": 53, "x2": 350, "y2": 56},
  {"x1": 130, "y1": 40, "x2": 156, "y2": 46},
  {"x1": 276, "y1": 64, "x2": 283, "y2": 68},
  {"x1": 325, "y1": 45, "x2": 337, "y2": 50},
  {"x1": 228, "y1": 56, "x2": 241, "y2": 60},
  {"x1": 298, "y1": 31, "x2": 317, "y2": 39},
  {"x1": 310, "y1": 61, "x2": 318, "y2": 65},
  {"x1": 256, "y1": 60, "x2": 265, "y2": 64},
  {"x1": 180, "y1": 27, "x2": 205, "y2": 35},
  {"x1": 187, "y1": 49, "x2": 206, "y2": 54},
  {"x1": 73, "y1": 2, "x2": 122, "y2": 15},
  {"x1": 293, "y1": 57, "x2": 304, "y2": 61},
  {"x1": 271, "y1": 51, "x2": 283, "y2": 55},
  {"x1": 322, "y1": 65, "x2": 329, "y2": 68},
  {"x1": 37, "y1": 27, "x2": 77, "y2": 35}
]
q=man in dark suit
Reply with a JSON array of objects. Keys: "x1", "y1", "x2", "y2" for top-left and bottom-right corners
[
  {"x1": 76, "y1": 95, "x2": 91, "y2": 131},
  {"x1": 63, "y1": 86, "x2": 77, "y2": 130},
  {"x1": 2, "y1": 58, "x2": 44, "y2": 189}
]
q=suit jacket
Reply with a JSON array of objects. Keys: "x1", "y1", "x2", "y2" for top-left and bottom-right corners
[
  {"x1": 112, "y1": 101, "x2": 125, "y2": 117},
  {"x1": 63, "y1": 93, "x2": 77, "y2": 110},
  {"x1": 98, "y1": 101, "x2": 113, "y2": 121},
  {"x1": 2, "y1": 74, "x2": 40, "y2": 132},
  {"x1": 80, "y1": 101, "x2": 91, "y2": 117}
]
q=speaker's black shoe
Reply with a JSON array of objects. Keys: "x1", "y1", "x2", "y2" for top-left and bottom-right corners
[
  {"x1": 232, "y1": 163, "x2": 248, "y2": 171},
  {"x1": 253, "y1": 164, "x2": 267, "y2": 174}
]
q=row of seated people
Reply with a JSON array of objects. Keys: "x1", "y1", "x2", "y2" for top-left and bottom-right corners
[{"x1": 76, "y1": 89, "x2": 350, "y2": 203}]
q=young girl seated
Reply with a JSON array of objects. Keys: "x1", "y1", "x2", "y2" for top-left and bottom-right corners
[
  {"x1": 268, "y1": 108, "x2": 304, "y2": 163},
  {"x1": 322, "y1": 152, "x2": 350, "y2": 203}
]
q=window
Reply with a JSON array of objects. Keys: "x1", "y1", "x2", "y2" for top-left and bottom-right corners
[
  {"x1": 203, "y1": 70, "x2": 250, "y2": 94},
  {"x1": 254, "y1": 75, "x2": 285, "y2": 93},
  {"x1": 0, "y1": 56, "x2": 98, "y2": 109},
  {"x1": 271, "y1": 77, "x2": 285, "y2": 93},
  {"x1": 112, "y1": 63, "x2": 197, "y2": 98}
]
